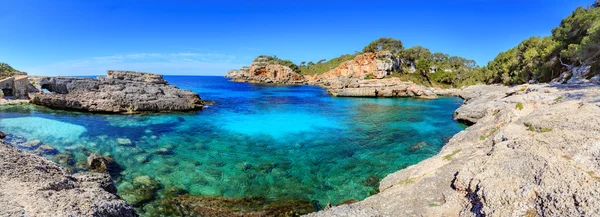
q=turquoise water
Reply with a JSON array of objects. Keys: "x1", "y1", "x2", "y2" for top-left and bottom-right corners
[{"x1": 0, "y1": 76, "x2": 465, "y2": 213}]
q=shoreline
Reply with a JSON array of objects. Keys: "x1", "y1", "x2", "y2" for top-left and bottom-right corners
[
  {"x1": 3, "y1": 79, "x2": 600, "y2": 216},
  {"x1": 307, "y1": 83, "x2": 600, "y2": 216}
]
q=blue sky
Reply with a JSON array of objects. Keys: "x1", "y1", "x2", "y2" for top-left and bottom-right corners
[{"x1": 0, "y1": 0, "x2": 594, "y2": 76}]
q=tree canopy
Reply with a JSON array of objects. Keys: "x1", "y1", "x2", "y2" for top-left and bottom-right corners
[
  {"x1": 362, "y1": 37, "x2": 404, "y2": 54},
  {"x1": 483, "y1": 1, "x2": 600, "y2": 84},
  {"x1": 253, "y1": 55, "x2": 301, "y2": 73}
]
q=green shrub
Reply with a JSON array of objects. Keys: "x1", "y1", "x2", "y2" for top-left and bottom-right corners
[
  {"x1": 299, "y1": 54, "x2": 358, "y2": 76},
  {"x1": 516, "y1": 102, "x2": 524, "y2": 110}
]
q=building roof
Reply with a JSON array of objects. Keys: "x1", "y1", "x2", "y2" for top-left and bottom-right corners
[
  {"x1": 0, "y1": 77, "x2": 14, "y2": 83},
  {"x1": 14, "y1": 75, "x2": 28, "y2": 80}
]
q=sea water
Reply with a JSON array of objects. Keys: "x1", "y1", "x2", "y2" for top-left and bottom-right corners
[{"x1": 0, "y1": 76, "x2": 465, "y2": 212}]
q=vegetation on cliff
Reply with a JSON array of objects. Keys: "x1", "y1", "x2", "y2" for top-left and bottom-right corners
[
  {"x1": 0, "y1": 62, "x2": 25, "y2": 79},
  {"x1": 298, "y1": 54, "x2": 358, "y2": 76},
  {"x1": 253, "y1": 55, "x2": 301, "y2": 74},
  {"x1": 482, "y1": 1, "x2": 600, "y2": 84},
  {"x1": 242, "y1": 1, "x2": 599, "y2": 87}
]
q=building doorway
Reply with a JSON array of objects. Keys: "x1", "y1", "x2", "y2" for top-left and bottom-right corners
[{"x1": 2, "y1": 88, "x2": 13, "y2": 97}]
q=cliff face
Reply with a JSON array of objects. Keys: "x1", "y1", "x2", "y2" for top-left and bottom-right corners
[
  {"x1": 308, "y1": 84, "x2": 600, "y2": 216},
  {"x1": 226, "y1": 61, "x2": 306, "y2": 84},
  {"x1": 0, "y1": 141, "x2": 136, "y2": 216},
  {"x1": 327, "y1": 77, "x2": 437, "y2": 99},
  {"x1": 307, "y1": 51, "x2": 400, "y2": 89},
  {"x1": 227, "y1": 52, "x2": 433, "y2": 98},
  {"x1": 30, "y1": 70, "x2": 204, "y2": 113}
]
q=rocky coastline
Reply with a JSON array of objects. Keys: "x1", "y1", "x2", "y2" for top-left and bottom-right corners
[
  {"x1": 326, "y1": 78, "x2": 437, "y2": 99},
  {"x1": 306, "y1": 83, "x2": 600, "y2": 216},
  {"x1": 0, "y1": 140, "x2": 136, "y2": 216},
  {"x1": 28, "y1": 70, "x2": 204, "y2": 113},
  {"x1": 3, "y1": 77, "x2": 600, "y2": 216},
  {"x1": 225, "y1": 52, "x2": 442, "y2": 99}
]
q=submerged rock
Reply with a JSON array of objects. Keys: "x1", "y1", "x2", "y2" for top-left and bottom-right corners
[
  {"x1": 0, "y1": 141, "x2": 136, "y2": 216},
  {"x1": 155, "y1": 195, "x2": 316, "y2": 217},
  {"x1": 18, "y1": 139, "x2": 42, "y2": 150},
  {"x1": 116, "y1": 138, "x2": 133, "y2": 146},
  {"x1": 409, "y1": 141, "x2": 427, "y2": 152},
  {"x1": 29, "y1": 70, "x2": 204, "y2": 113},
  {"x1": 34, "y1": 144, "x2": 58, "y2": 155},
  {"x1": 0, "y1": 131, "x2": 6, "y2": 139},
  {"x1": 119, "y1": 175, "x2": 162, "y2": 207},
  {"x1": 53, "y1": 152, "x2": 76, "y2": 169},
  {"x1": 154, "y1": 147, "x2": 174, "y2": 155},
  {"x1": 87, "y1": 153, "x2": 119, "y2": 173}
]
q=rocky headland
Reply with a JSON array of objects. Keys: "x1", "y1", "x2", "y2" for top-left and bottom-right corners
[
  {"x1": 306, "y1": 83, "x2": 600, "y2": 216},
  {"x1": 0, "y1": 140, "x2": 136, "y2": 216},
  {"x1": 226, "y1": 51, "x2": 441, "y2": 99},
  {"x1": 29, "y1": 70, "x2": 204, "y2": 113},
  {"x1": 226, "y1": 56, "x2": 306, "y2": 84}
]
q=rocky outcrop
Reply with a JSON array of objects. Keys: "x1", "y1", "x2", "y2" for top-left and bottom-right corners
[
  {"x1": 327, "y1": 78, "x2": 437, "y2": 99},
  {"x1": 228, "y1": 52, "x2": 441, "y2": 99},
  {"x1": 0, "y1": 141, "x2": 136, "y2": 216},
  {"x1": 226, "y1": 60, "x2": 306, "y2": 84},
  {"x1": 551, "y1": 65, "x2": 598, "y2": 85},
  {"x1": 307, "y1": 51, "x2": 400, "y2": 89},
  {"x1": 29, "y1": 70, "x2": 204, "y2": 113},
  {"x1": 107, "y1": 70, "x2": 167, "y2": 84},
  {"x1": 308, "y1": 84, "x2": 600, "y2": 216}
]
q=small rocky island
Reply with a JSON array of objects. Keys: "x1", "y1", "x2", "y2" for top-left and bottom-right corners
[{"x1": 29, "y1": 70, "x2": 205, "y2": 113}]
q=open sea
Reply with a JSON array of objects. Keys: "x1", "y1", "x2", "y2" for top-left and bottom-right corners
[{"x1": 0, "y1": 76, "x2": 465, "y2": 215}]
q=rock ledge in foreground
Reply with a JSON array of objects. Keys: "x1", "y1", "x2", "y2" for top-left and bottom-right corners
[{"x1": 0, "y1": 141, "x2": 137, "y2": 216}]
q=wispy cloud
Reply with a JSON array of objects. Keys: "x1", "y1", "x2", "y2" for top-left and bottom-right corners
[{"x1": 22, "y1": 52, "x2": 244, "y2": 76}]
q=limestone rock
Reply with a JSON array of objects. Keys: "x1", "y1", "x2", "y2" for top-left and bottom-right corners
[
  {"x1": 226, "y1": 61, "x2": 306, "y2": 84},
  {"x1": 308, "y1": 83, "x2": 600, "y2": 216},
  {"x1": 326, "y1": 78, "x2": 438, "y2": 99},
  {"x1": 306, "y1": 51, "x2": 400, "y2": 89},
  {"x1": 0, "y1": 141, "x2": 136, "y2": 216},
  {"x1": 30, "y1": 70, "x2": 204, "y2": 113},
  {"x1": 107, "y1": 70, "x2": 167, "y2": 84}
]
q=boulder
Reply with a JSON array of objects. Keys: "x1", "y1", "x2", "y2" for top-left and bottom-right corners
[
  {"x1": 0, "y1": 131, "x2": 6, "y2": 139},
  {"x1": 87, "y1": 153, "x2": 118, "y2": 173}
]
